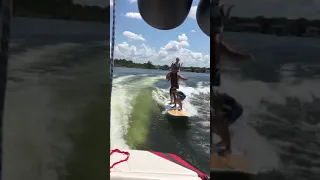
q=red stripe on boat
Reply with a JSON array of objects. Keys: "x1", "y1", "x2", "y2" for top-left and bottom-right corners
[
  {"x1": 150, "y1": 151, "x2": 207, "y2": 180},
  {"x1": 151, "y1": 151, "x2": 172, "y2": 161}
]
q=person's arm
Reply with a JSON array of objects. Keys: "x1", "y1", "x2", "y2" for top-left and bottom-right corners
[
  {"x1": 166, "y1": 72, "x2": 170, "y2": 80},
  {"x1": 178, "y1": 74, "x2": 188, "y2": 80},
  {"x1": 220, "y1": 41, "x2": 254, "y2": 60}
]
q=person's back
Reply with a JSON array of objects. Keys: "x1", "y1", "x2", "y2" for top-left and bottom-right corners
[
  {"x1": 170, "y1": 71, "x2": 179, "y2": 88},
  {"x1": 166, "y1": 67, "x2": 188, "y2": 105}
]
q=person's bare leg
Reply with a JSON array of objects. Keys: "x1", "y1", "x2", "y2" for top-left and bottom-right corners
[
  {"x1": 173, "y1": 94, "x2": 177, "y2": 108},
  {"x1": 170, "y1": 93, "x2": 174, "y2": 104},
  {"x1": 212, "y1": 93, "x2": 223, "y2": 149},
  {"x1": 217, "y1": 119, "x2": 232, "y2": 156},
  {"x1": 215, "y1": 122, "x2": 233, "y2": 147},
  {"x1": 213, "y1": 108, "x2": 227, "y2": 147},
  {"x1": 212, "y1": 96, "x2": 232, "y2": 155},
  {"x1": 212, "y1": 90, "x2": 231, "y2": 153},
  {"x1": 178, "y1": 100, "x2": 182, "y2": 111}
]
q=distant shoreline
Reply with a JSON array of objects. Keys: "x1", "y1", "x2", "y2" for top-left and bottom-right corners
[
  {"x1": 14, "y1": 1, "x2": 109, "y2": 23},
  {"x1": 114, "y1": 59, "x2": 209, "y2": 73},
  {"x1": 115, "y1": 65, "x2": 209, "y2": 73},
  {"x1": 223, "y1": 16, "x2": 320, "y2": 38},
  {"x1": 14, "y1": 13, "x2": 109, "y2": 24}
]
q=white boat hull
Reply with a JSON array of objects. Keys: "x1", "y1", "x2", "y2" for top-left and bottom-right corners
[{"x1": 110, "y1": 149, "x2": 208, "y2": 180}]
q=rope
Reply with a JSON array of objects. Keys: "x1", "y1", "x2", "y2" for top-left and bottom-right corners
[
  {"x1": 110, "y1": 149, "x2": 130, "y2": 169},
  {"x1": 0, "y1": 0, "x2": 11, "y2": 177},
  {"x1": 110, "y1": 0, "x2": 116, "y2": 96}
]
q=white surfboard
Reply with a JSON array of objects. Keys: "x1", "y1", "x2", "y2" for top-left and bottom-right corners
[{"x1": 165, "y1": 101, "x2": 190, "y2": 118}]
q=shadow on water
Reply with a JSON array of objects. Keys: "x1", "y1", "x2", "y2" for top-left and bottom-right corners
[{"x1": 166, "y1": 115, "x2": 190, "y2": 131}]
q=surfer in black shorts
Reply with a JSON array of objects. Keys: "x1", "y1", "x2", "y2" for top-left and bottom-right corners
[
  {"x1": 171, "y1": 87, "x2": 187, "y2": 110},
  {"x1": 212, "y1": 93, "x2": 243, "y2": 146},
  {"x1": 166, "y1": 65, "x2": 188, "y2": 108},
  {"x1": 212, "y1": 0, "x2": 254, "y2": 156}
]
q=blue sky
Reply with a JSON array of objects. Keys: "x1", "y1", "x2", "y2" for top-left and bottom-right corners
[
  {"x1": 76, "y1": 0, "x2": 320, "y2": 68},
  {"x1": 110, "y1": 0, "x2": 210, "y2": 67}
]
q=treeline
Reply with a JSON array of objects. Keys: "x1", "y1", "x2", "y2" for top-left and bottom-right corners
[
  {"x1": 114, "y1": 59, "x2": 209, "y2": 73},
  {"x1": 115, "y1": 59, "x2": 155, "y2": 69},
  {"x1": 225, "y1": 16, "x2": 320, "y2": 37},
  {"x1": 13, "y1": 0, "x2": 109, "y2": 23}
]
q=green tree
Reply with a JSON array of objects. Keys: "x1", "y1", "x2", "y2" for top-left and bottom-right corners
[
  {"x1": 163, "y1": 65, "x2": 169, "y2": 69},
  {"x1": 146, "y1": 61, "x2": 155, "y2": 69}
]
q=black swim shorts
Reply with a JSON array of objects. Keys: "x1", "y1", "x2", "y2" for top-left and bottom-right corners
[
  {"x1": 177, "y1": 91, "x2": 186, "y2": 101},
  {"x1": 219, "y1": 93, "x2": 243, "y2": 124}
]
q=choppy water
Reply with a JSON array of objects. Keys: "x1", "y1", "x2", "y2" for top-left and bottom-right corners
[
  {"x1": 2, "y1": 17, "x2": 109, "y2": 180},
  {"x1": 219, "y1": 32, "x2": 320, "y2": 180},
  {"x1": 110, "y1": 67, "x2": 210, "y2": 173}
]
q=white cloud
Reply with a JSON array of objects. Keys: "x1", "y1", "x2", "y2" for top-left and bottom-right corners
[
  {"x1": 177, "y1": 33, "x2": 189, "y2": 47},
  {"x1": 191, "y1": 30, "x2": 196, "y2": 33},
  {"x1": 114, "y1": 33, "x2": 209, "y2": 67},
  {"x1": 188, "y1": 6, "x2": 197, "y2": 19},
  {"x1": 178, "y1": 33, "x2": 188, "y2": 41},
  {"x1": 123, "y1": 31, "x2": 146, "y2": 41},
  {"x1": 179, "y1": 41, "x2": 190, "y2": 47},
  {"x1": 128, "y1": 0, "x2": 137, "y2": 3},
  {"x1": 125, "y1": 12, "x2": 142, "y2": 19}
]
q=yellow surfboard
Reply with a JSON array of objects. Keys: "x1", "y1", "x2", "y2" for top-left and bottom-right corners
[
  {"x1": 210, "y1": 154, "x2": 258, "y2": 175},
  {"x1": 167, "y1": 109, "x2": 190, "y2": 117}
]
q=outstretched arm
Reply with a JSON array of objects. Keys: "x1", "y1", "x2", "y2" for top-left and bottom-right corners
[
  {"x1": 220, "y1": 41, "x2": 254, "y2": 60},
  {"x1": 178, "y1": 74, "x2": 188, "y2": 80}
]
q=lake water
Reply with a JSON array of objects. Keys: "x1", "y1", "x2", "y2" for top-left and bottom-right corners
[
  {"x1": 220, "y1": 32, "x2": 320, "y2": 180},
  {"x1": 111, "y1": 67, "x2": 210, "y2": 173},
  {"x1": 2, "y1": 17, "x2": 109, "y2": 180}
]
